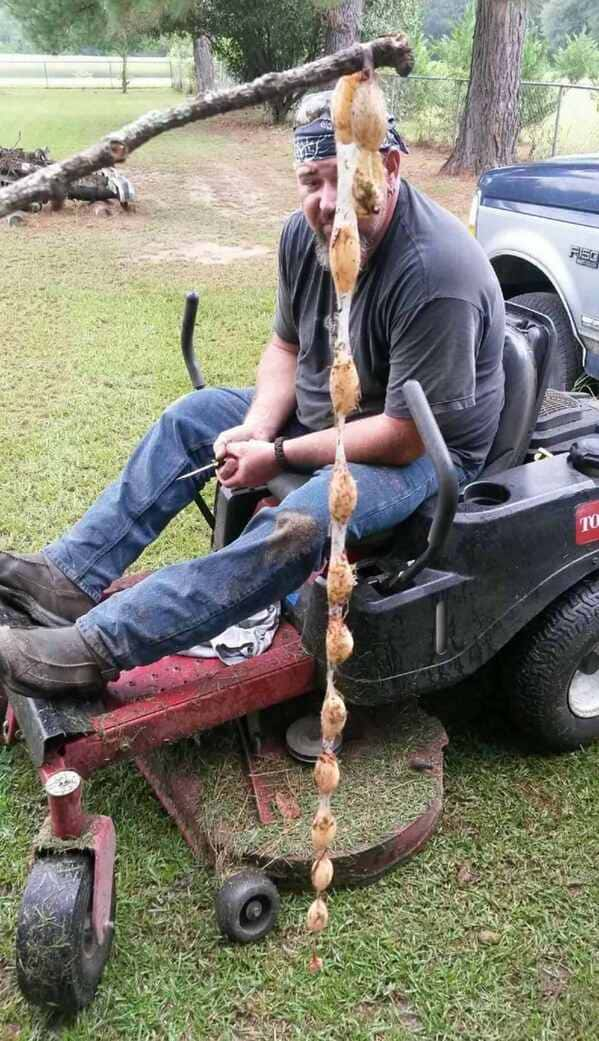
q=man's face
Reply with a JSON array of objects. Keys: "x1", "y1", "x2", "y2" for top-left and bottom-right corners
[{"x1": 295, "y1": 152, "x2": 399, "y2": 269}]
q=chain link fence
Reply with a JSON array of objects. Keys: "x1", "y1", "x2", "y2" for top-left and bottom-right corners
[
  {"x1": 380, "y1": 74, "x2": 599, "y2": 159},
  {"x1": 2, "y1": 57, "x2": 598, "y2": 159}
]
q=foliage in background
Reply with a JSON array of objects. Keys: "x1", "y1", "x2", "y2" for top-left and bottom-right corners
[
  {"x1": 5, "y1": 0, "x2": 167, "y2": 76},
  {"x1": 0, "y1": 1, "x2": 30, "y2": 52},
  {"x1": 554, "y1": 30, "x2": 599, "y2": 85},
  {"x1": 5, "y1": 0, "x2": 106, "y2": 55},
  {"x1": 362, "y1": 0, "x2": 422, "y2": 41},
  {"x1": 542, "y1": 0, "x2": 599, "y2": 51},
  {"x1": 432, "y1": 0, "x2": 474, "y2": 77},
  {"x1": 521, "y1": 28, "x2": 551, "y2": 81},
  {"x1": 433, "y1": 3, "x2": 552, "y2": 85},
  {"x1": 422, "y1": 0, "x2": 468, "y2": 40},
  {"x1": 362, "y1": 0, "x2": 433, "y2": 84},
  {"x1": 198, "y1": 0, "x2": 323, "y2": 122},
  {"x1": 518, "y1": 30, "x2": 558, "y2": 157}
]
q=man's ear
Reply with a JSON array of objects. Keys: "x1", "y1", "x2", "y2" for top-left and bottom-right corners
[{"x1": 383, "y1": 149, "x2": 401, "y2": 186}]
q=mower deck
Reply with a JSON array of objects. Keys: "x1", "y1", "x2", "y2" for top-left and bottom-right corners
[
  {"x1": 2, "y1": 589, "x2": 447, "y2": 892},
  {"x1": 136, "y1": 697, "x2": 447, "y2": 886}
]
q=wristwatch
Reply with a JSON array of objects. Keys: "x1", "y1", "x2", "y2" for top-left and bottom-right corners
[{"x1": 273, "y1": 436, "x2": 289, "y2": 470}]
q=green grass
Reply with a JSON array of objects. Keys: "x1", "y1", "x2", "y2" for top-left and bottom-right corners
[
  {"x1": 1, "y1": 89, "x2": 599, "y2": 1041},
  {"x1": 0, "y1": 87, "x2": 231, "y2": 160}
]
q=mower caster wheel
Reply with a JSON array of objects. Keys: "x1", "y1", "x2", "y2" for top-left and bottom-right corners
[
  {"x1": 505, "y1": 574, "x2": 599, "y2": 751},
  {"x1": 215, "y1": 871, "x2": 279, "y2": 943},
  {"x1": 16, "y1": 853, "x2": 115, "y2": 1012}
]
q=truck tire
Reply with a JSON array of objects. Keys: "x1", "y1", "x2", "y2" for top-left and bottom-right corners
[
  {"x1": 504, "y1": 575, "x2": 599, "y2": 752},
  {"x1": 510, "y1": 291, "x2": 582, "y2": 390}
]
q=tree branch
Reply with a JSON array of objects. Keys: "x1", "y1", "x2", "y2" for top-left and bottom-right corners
[{"x1": 0, "y1": 33, "x2": 412, "y2": 218}]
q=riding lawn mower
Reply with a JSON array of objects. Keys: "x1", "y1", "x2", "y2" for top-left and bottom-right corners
[{"x1": 3, "y1": 294, "x2": 599, "y2": 1013}]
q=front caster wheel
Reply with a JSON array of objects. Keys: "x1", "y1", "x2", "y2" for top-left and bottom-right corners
[
  {"x1": 215, "y1": 871, "x2": 279, "y2": 943},
  {"x1": 16, "y1": 853, "x2": 115, "y2": 1012}
]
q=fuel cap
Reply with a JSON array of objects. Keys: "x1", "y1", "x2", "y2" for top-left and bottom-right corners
[{"x1": 569, "y1": 437, "x2": 599, "y2": 478}]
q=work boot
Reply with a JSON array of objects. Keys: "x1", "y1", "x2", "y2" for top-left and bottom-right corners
[
  {"x1": 0, "y1": 625, "x2": 119, "y2": 700},
  {"x1": 0, "y1": 551, "x2": 94, "y2": 627}
]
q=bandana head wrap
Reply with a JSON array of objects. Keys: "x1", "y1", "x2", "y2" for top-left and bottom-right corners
[{"x1": 293, "y1": 89, "x2": 409, "y2": 164}]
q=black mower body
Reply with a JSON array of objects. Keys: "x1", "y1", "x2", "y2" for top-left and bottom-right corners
[
  {"x1": 214, "y1": 299, "x2": 599, "y2": 709},
  {"x1": 301, "y1": 452, "x2": 599, "y2": 704}
]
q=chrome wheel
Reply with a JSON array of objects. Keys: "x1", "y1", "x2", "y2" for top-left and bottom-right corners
[{"x1": 568, "y1": 649, "x2": 599, "y2": 719}]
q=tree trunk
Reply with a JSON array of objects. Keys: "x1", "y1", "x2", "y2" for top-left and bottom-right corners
[
  {"x1": 322, "y1": 0, "x2": 364, "y2": 54},
  {"x1": 268, "y1": 93, "x2": 300, "y2": 123},
  {"x1": 441, "y1": 0, "x2": 527, "y2": 176},
  {"x1": 121, "y1": 52, "x2": 128, "y2": 94},
  {"x1": 194, "y1": 34, "x2": 215, "y2": 94}
]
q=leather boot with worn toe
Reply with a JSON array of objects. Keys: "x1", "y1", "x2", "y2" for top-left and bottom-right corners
[
  {"x1": 0, "y1": 625, "x2": 119, "y2": 699},
  {"x1": 0, "y1": 551, "x2": 95, "y2": 627}
]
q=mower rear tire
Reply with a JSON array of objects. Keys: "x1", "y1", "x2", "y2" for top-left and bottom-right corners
[
  {"x1": 510, "y1": 291, "x2": 582, "y2": 390},
  {"x1": 16, "y1": 853, "x2": 115, "y2": 1012},
  {"x1": 215, "y1": 871, "x2": 279, "y2": 943},
  {"x1": 505, "y1": 575, "x2": 599, "y2": 751}
]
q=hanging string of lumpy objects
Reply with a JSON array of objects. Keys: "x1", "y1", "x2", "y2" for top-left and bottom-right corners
[{"x1": 306, "y1": 65, "x2": 390, "y2": 972}]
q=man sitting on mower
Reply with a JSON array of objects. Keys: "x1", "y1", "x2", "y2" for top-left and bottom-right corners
[{"x1": 0, "y1": 93, "x2": 505, "y2": 700}]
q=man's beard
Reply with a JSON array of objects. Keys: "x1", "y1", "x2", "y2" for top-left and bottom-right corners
[{"x1": 313, "y1": 227, "x2": 375, "y2": 272}]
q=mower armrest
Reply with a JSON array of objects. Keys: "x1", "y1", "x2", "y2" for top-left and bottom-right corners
[
  {"x1": 383, "y1": 380, "x2": 458, "y2": 591},
  {"x1": 267, "y1": 472, "x2": 311, "y2": 500},
  {"x1": 181, "y1": 291, "x2": 205, "y2": 390}
]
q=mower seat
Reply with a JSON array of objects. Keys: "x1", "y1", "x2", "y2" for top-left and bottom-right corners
[{"x1": 481, "y1": 324, "x2": 538, "y2": 475}]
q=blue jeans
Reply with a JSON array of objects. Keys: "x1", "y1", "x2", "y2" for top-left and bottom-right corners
[{"x1": 45, "y1": 388, "x2": 475, "y2": 670}]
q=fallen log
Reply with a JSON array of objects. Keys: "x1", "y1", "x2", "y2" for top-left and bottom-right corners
[
  {"x1": 0, "y1": 34, "x2": 412, "y2": 219},
  {"x1": 0, "y1": 146, "x2": 135, "y2": 211}
]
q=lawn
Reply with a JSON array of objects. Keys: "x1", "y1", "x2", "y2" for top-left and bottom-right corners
[{"x1": 0, "y1": 88, "x2": 598, "y2": 1041}]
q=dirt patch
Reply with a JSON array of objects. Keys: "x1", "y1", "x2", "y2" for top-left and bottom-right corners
[
  {"x1": 2, "y1": 120, "x2": 470, "y2": 273},
  {"x1": 186, "y1": 175, "x2": 218, "y2": 207},
  {"x1": 538, "y1": 961, "x2": 571, "y2": 1001},
  {"x1": 132, "y1": 241, "x2": 272, "y2": 265},
  {"x1": 357, "y1": 991, "x2": 424, "y2": 1034},
  {"x1": 517, "y1": 780, "x2": 563, "y2": 818}
]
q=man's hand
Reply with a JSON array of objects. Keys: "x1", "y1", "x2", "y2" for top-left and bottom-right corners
[
  {"x1": 218, "y1": 440, "x2": 281, "y2": 489},
  {"x1": 214, "y1": 423, "x2": 272, "y2": 462}
]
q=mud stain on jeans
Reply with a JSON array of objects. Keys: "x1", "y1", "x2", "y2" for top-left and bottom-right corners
[{"x1": 263, "y1": 510, "x2": 320, "y2": 567}]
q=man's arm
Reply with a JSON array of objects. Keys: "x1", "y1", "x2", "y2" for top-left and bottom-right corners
[
  {"x1": 284, "y1": 413, "x2": 423, "y2": 469},
  {"x1": 214, "y1": 334, "x2": 298, "y2": 460},
  {"x1": 218, "y1": 294, "x2": 484, "y2": 488},
  {"x1": 218, "y1": 412, "x2": 424, "y2": 488},
  {"x1": 243, "y1": 335, "x2": 299, "y2": 439}
]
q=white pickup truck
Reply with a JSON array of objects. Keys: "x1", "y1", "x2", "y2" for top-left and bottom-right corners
[{"x1": 470, "y1": 154, "x2": 599, "y2": 389}]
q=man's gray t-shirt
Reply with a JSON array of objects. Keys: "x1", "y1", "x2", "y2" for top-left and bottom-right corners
[{"x1": 273, "y1": 179, "x2": 505, "y2": 471}]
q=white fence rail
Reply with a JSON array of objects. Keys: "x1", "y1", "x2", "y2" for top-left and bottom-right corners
[
  {"x1": 0, "y1": 54, "x2": 173, "y2": 88},
  {"x1": 0, "y1": 53, "x2": 233, "y2": 90}
]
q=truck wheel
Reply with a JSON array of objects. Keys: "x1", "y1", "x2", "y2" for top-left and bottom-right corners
[
  {"x1": 510, "y1": 291, "x2": 582, "y2": 390},
  {"x1": 505, "y1": 575, "x2": 599, "y2": 751},
  {"x1": 16, "y1": 853, "x2": 115, "y2": 1012}
]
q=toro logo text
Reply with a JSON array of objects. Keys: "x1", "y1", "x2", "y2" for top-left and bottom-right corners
[{"x1": 575, "y1": 500, "x2": 599, "y2": 545}]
